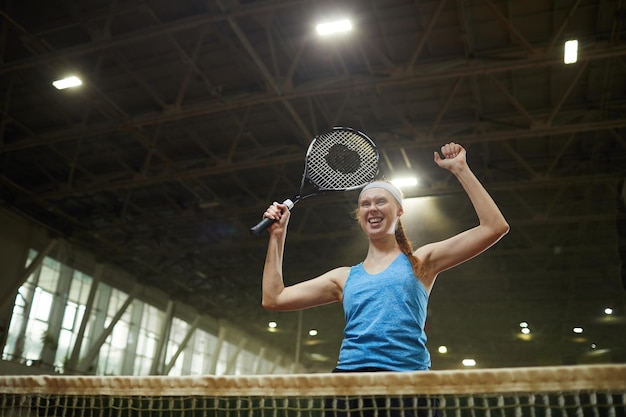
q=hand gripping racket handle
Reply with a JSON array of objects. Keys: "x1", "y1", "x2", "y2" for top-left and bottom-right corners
[{"x1": 249, "y1": 199, "x2": 295, "y2": 236}]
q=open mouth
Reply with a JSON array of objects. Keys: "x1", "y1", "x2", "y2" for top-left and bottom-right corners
[{"x1": 368, "y1": 217, "x2": 383, "y2": 224}]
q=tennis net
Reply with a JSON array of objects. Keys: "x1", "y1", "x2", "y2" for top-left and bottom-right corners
[{"x1": 1, "y1": 364, "x2": 625, "y2": 417}]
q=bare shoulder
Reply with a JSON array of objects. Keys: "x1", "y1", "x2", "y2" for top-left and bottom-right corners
[
  {"x1": 304, "y1": 266, "x2": 351, "y2": 303},
  {"x1": 413, "y1": 243, "x2": 435, "y2": 267},
  {"x1": 324, "y1": 266, "x2": 351, "y2": 289}
]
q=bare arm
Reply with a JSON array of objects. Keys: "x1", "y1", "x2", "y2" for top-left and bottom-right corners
[
  {"x1": 415, "y1": 143, "x2": 509, "y2": 288},
  {"x1": 261, "y1": 202, "x2": 347, "y2": 311}
]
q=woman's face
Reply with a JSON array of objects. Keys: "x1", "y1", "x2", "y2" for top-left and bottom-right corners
[{"x1": 357, "y1": 188, "x2": 404, "y2": 236}]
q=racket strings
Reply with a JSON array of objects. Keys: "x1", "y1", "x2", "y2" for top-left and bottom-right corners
[{"x1": 307, "y1": 130, "x2": 378, "y2": 190}]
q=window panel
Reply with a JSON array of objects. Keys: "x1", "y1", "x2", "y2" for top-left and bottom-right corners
[{"x1": 4, "y1": 250, "x2": 286, "y2": 376}]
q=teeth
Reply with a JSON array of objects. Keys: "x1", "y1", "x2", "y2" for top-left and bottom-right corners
[{"x1": 369, "y1": 218, "x2": 382, "y2": 224}]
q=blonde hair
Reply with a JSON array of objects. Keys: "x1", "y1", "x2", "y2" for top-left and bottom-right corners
[{"x1": 395, "y1": 220, "x2": 421, "y2": 278}]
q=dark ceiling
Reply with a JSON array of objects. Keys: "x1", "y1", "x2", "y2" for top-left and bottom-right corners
[{"x1": 1, "y1": 0, "x2": 626, "y2": 372}]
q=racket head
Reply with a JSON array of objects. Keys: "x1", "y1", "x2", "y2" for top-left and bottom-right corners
[{"x1": 303, "y1": 127, "x2": 379, "y2": 193}]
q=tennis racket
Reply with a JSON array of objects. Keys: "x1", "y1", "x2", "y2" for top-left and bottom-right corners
[{"x1": 250, "y1": 127, "x2": 379, "y2": 236}]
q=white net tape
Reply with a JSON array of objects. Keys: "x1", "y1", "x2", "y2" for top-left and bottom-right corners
[{"x1": 1, "y1": 365, "x2": 625, "y2": 417}]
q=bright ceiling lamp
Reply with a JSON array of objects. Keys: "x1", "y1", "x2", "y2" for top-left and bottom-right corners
[
  {"x1": 390, "y1": 177, "x2": 418, "y2": 189},
  {"x1": 462, "y1": 359, "x2": 476, "y2": 367},
  {"x1": 53, "y1": 76, "x2": 83, "y2": 90},
  {"x1": 316, "y1": 19, "x2": 352, "y2": 36},
  {"x1": 564, "y1": 39, "x2": 578, "y2": 64}
]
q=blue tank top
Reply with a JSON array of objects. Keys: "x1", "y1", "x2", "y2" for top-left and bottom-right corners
[{"x1": 337, "y1": 253, "x2": 431, "y2": 371}]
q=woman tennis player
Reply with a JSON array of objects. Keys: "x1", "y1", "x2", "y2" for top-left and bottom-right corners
[{"x1": 261, "y1": 142, "x2": 509, "y2": 414}]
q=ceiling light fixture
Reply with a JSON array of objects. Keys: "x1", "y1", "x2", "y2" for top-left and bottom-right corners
[
  {"x1": 573, "y1": 327, "x2": 583, "y2": 334},
  {"x1": 308, "y1": 329, "x2": 318, "y2": 336},
  {"x1": 564, "y1": 39, "x2": 578, "y2": 64},
  {"x1": 438, "y1": 345, "x2": 448, "y2": 354},
  {"x1": 604, "y1": 308, "x2": 613, "y2": 315},
  {"x1": 391, "y1": 177, "x2": 419, "y2": 189},
  {"x1": 316, "y1": 19, "x2": 352, "y2": 36},
  {"x1": 52, "y1": 76, "x2": 83, "y2": 90},
  {"x1": 462, "y1": 359, "x2": 476, "y2": 367}
]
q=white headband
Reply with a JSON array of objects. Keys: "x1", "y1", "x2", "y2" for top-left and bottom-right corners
[{"x1": 359, "y1": 181, "x2": 403, "y2": 207}]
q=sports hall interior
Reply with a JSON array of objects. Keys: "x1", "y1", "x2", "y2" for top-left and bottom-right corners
[{"x1": 0, "y1": 0, "x2": 625, "y2": 376}]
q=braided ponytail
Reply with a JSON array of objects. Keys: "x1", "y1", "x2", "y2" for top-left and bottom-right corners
[{"x1": 395, "y1": 220, "x2": 421, "y2": 278}]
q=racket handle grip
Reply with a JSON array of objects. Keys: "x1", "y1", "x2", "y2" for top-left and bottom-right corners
[
  {"x1": 249, "y1": 199, "x2": 295, "y2": 236},
  {"x1": 249, "y1": 218, "x2": 275, "y2": 236}
]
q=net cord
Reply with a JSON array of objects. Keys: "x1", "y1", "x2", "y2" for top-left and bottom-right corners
[{"x1": 1, "y1": 365, "x2": 625, "y2": 397}]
